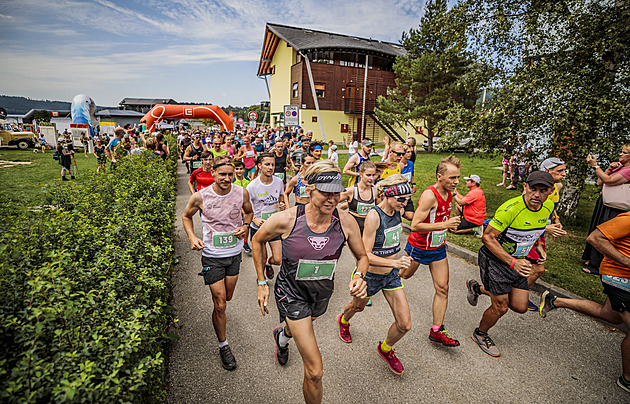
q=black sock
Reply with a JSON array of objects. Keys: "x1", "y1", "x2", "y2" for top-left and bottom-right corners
[
  {"x1": 475, "y1": 328, "x2": 487, "y2": 336},
  {"x1": 473, "y1": 284, "x2": 482, "y2": 295}
]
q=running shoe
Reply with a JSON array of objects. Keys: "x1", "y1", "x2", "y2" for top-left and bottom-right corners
[
  {"x1": 219, "y1": 345, "x2": 237, "y2": 371},
  {"x1": 377, "y1": 342, "x2": 404, "y2": 374},
  {"x1": 617, "y1": 375, "x2": 630, "y2": 393},
  {"x1": 242, "y1": 242, "x2": 252, "y2": 253},
  {"x1": 429, "y1": 325, "x2": 460, "y2": 347},
  {"x1": 539, "y1": 290, "x2": 557, "y2": 318},
  {"x1": 337, "y1": 314, "x2": 352, "y2": 343},
  {"x1": 527, "y1": 300, "x2": 539, "y2": 311},
  {"x1": 366, "y1": 299, "x2": 372, "y2": 307},
  {"x1": 273, "y1": 326, "x2": 289, "y2": 366},
  {"x1": 466, "y1": 279, "x2": 480, "y2": 306},
  {"x1": 265, "y1": 263, "x2": 274, "y2": 280},
  {"x1": 471, "y1": 328, "x2": 500, "y2": 357},
  {"x1": 474, "y1": 226, "x2": 484, "y2": 238}
]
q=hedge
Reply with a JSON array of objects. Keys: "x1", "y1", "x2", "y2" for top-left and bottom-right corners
[{"x1": 0, "y1": 146, "x2": 177, "y2": 403}]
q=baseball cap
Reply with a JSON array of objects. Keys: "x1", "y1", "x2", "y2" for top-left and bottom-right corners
[
  {"x1": 309, "y1": 171, "x2": 345, "y2": 193},
  {"x1": 361, "y1": 139, "x2": 373, "y2": 147},
  {"x1": 526, "y1": 171, "x2": 554, "y2": 188},
  {"x1": 540, "y1": 157, "x2": 565, "y2": 170},
  {"x1": 58, "y1": 137, "x2": 65, "y2": 143},
  {"x1": 331, "y1": 145, "x2": 337, "y2": 150},
  {"x1": 464, "y1": 174, "x2": 481, "y2": 184}
]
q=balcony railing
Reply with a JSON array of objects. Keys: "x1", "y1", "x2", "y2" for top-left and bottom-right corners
[{"x1": 344, "y1": 98, "x2": 377, "y2": 114}]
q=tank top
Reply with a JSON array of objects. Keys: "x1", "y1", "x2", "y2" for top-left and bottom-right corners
[
  {"x1": 348, "y1": 185, "x2": 375, "y2": 216},
  {"x1": 273, "y1": 150, "x2": 288, "y2": 181},
  {"x1": 242, "y1": 145, "x2": 256, "y2": 169},
  {"x1": 380, "y1": 163, "x2": 401, "y2": 181},
  {"x1": 200, "y1": 184, "x2": 244, "y2": 258},
  {"x1": 407, "y1": 185, "x2": 453, "y2": 250},
  {"x1": 189, "y1": 143, "x2": 204, "y2": 169},
  {"x1": 348, "y1": 152, "x2": 371, "y2": 186},
  {"x1": 294, "y1": 173, "x2": 309, "y2": 198},
  {"x1": 246, "y1": 176, "x2": 284, "y2": 229},
  {"x1": 276, "y1": 204, "x2": 346, "y2": 302},
  {"x1": 371, "y1": 206, "x2": 402, "y2": 257}
]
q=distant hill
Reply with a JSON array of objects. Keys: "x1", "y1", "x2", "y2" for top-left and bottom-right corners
[{"x1": 0, "y1": 95, "x2": 116, "y2": 115}]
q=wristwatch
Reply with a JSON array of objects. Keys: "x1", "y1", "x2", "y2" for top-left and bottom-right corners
[{"x1": 353, "y1": 272, "x2": 365, "y2": 279}]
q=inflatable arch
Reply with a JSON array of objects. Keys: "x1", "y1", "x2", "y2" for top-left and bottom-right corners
[{"x1": 141, "y1": 105, "x2": 233, "y2": 132}]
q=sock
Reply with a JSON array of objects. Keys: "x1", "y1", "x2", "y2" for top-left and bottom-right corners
[
  {"x1": 380, "y1": 339, "x2": 392, "y2": 353},
  {"x1": 475, "y1": 328, "x2": 487, "y2": 336},
  {"x1": 218, "y1": 339, "x2": 229, "y2": 348},
  {"x1": 473, "y1": 283, "x2": 482, "y2": 295},
  {"x1": 432, "y1": 324, "x2": 441, "y2": 332},
  {"x1": 278, "y1": 328, "x2": 291, "y2": 347},
  {"x1": 340, "y1": 314, "x2": 349, "y2": 325}
]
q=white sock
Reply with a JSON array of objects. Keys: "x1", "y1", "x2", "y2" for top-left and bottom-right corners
[
  {"x1": 266, "y1": 257, "x2": 272, "y2": 267},
  {"x1": 218, "y1": 340, "x2": 229, "y2": 348},
  {"x1": 278, "y1": 328, "x2": 291, "y2": 347}
]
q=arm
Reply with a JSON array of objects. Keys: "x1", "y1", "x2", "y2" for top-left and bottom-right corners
[
  {"x1": 234, "y1": 188, "x2": 253, "y2": 240},
  {"x1": 183, "y1": 146, "x2": 192, "y2": 162},
  {"x1": 410, "y1": 189, "x2": 460, "y2": 232},
  {"x1": 284, "y1": 176, "x2": 298, "y2": 207},
  {"x1": 342, "y1": 154, "x2": 359, "y2": 178},
  {"x1": 188, "y1": 174, "x2": 197, "y2": 195},
  {"x1": 482, "y1": 226, "x2": 532, "y2": 276},
  {"x1": 235, "y1": 146, "x2": 244, "y2": 161},
  {"x1": 182, "y1": 193, "x2": 205, "y2": 250},
  {"x1": 588, "y1": 155, "x2": 628, "y2": 186},
  {"x1": 339, "y1": 211, "x2": 368, "y2": 298},
  {"x1": 452, "y1": 189, "x2": 467, "y2": 205},
  {"x1": 587, "y1": 228, "x2": 630, "y2": 270}
]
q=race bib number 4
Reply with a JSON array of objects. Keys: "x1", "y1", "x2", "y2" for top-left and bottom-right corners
[
  {"x1": 356, "y1": 201, "x2": 374, "y2": 216},
  {"x1": 430, "y1": 230, "x2": 447, "y2": 248},
  {"x1": 212, "y1": 231, "x2": 237, "y2": 248},
  {"x1": 295, "y1": 259, "x2": 337, "y2": 281},
  {"x1": 383, "y1": 224, "x2": 402, "y2": 248}
]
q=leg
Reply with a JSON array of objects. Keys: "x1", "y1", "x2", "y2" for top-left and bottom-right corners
[
  {"x1": 398, "y1": 257, "x2": 420, "y2": 279},
  {"x1": 342, "y1": 296, "x2": 369, "y2": 323},
  {"x1": 527, "y1": 263, "x2": 545, "y2": 287},
  {"x1": 478, "y1": 291, "x2": 510, "y2": 334},
  {"x1": 209, "y1": 280, "x2": 229, "y2": 342},
  {"x1": 428, "y1": 258, "x2": 450, "y2": 325},
  {"x1": 382, "y1": 288, "x2": 412, "y2": 346},
  {"x1": 620, "y1": 311, "x2": 630, "y2": 381},
  {"x1": 507, "y1": 287, "x2": 529, "y2": 313},
  {"x1": 286, "y1": 317, "x2": 324, "y2": 404},
  {"x1": 224, "y1": 274, "x2": 239, "y2": 302},
  {"x1": 554, "y1": 296, "x2": 623, "y2": 324}
]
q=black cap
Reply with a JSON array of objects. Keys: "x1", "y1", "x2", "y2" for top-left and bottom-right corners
[
  {"x1": 309, "y1": 171, "x2": 345, "y2": 193},
  {"x1": 526, "y1": 171, "x2": 554, "y2": 188}
]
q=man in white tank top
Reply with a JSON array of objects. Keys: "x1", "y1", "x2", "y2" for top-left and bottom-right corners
[{"x1": 182, "y1": 156, "x2": 254, "y2": 371}]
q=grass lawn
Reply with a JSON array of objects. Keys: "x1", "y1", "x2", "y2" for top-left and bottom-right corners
[
  {"x1": 336, "y1": 150, "x2": 606, "y2": 304},
  {"x1": 0, "y1": 146, "x2": 605, "y2": 303}
]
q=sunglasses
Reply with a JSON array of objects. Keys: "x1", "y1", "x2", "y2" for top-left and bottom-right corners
[
  {"x1": 395, "y1": 196, "x2": 410, "y2": 203},
  {"x1": 393, "y1": 151, "x2": 405, "y2": 156}
]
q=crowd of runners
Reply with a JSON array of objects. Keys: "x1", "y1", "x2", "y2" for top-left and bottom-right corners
[{"x1": 173, "y1": 124, "x2": 630, "y2": 403}]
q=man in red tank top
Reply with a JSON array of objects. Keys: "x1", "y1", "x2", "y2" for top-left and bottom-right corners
[{"x1": 401, "y1": 156, "x2": 462, "y2": 347}]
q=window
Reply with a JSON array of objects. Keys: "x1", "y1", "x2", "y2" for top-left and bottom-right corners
[
  {"x1": 314, "y1": 83, "x2": 325, "y2": 98},
  {"x1": 307, "y1": 51, "x2": 334, "y2": 64},
  {"x1": 312, "y1": 116, "x2": 318, "y2": 122},
  {"x1": 292, "y1": 83, "x2": 298, "y2": 98}
]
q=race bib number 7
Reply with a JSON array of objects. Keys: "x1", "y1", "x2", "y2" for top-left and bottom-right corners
[
  {"x1": 295, "y1": 259, "x2": 337, "y2": 281},
  {"x1": 212, "y1": 231, "x2": 237, "y2": 248}
]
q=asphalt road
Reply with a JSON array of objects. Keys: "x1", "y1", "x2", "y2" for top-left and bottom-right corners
[{"x1": 168, "y1": 162, "x2": 627, "y2": 403}]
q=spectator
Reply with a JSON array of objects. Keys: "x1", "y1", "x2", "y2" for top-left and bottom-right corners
[
  {"x1": 329, "y1": 144, "x2": 339, "y2": 167},
  {"x1": 93, "y1": 138, "x2": 107, "y2": 173},
  {"x1": 451, "y1": 174, "x2": 486, "y2": 236},
  {"x1": 57, "y1": 137, "x2": 74, "y2": 181}
]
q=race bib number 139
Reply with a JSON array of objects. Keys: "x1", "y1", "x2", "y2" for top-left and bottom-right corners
[{"x1": 212, "y1": 231, "x2": 237, "y2": 248}]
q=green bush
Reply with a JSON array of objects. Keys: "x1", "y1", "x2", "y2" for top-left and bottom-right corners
[{"x1": 0, "y1": 146, "x2": 177, "y2": 403}]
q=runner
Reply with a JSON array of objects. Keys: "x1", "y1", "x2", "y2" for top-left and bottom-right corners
[
  {"x1": 337, "y1": 174, "x2": 412, "y2": 374},
  {"x1": 183, "y1": 134, "x2": 204, "y2": 174},
  {"x1": 272, "y1": 141, "x2": 291, "y2": 185},
  {"x1": 236, "y1": 135, "x2": 257, "y2": 180},
  {"x1": 339, "y1": 160, "x2": 378, "y2": 235},
  {"x1": 400, "y1": 156, "x2": 462, "y2": 347},
  {"x1": 400, "y1": 144, "x2": 416, "y2": 193},
  {"x1": 247, "y1": 153, "x2": 286, "y2": 280},
  {"x1": 525, "y1": 158, "x2": 568, "y2": 310},
  {"x1": 466, "y1": 171, "x2": 555, "y2": 357},
  {"x1": 188, "y1": 151, "x2": 215, "y2": 194},
  {"x1": 343, "y1": 139, "x2": 373, "y2": 187},
  {"x1": 181, "y1": 155, "x2": 254, "y2": 371},
  {"x1": 539, "y1": 211, "x2": 630, "y2": 393},
  {"x1": 252, "y1": 160, "x2": 368, "y2": 404},
  {"x1": 210, "y1": 137, "x2": 229, "y2": 159},
  {"x1": 290, "y1": 138, "x2": 310, "y2": 172},
  {"x1": 285, "y1": 154, "x2": 316, "y2": 207},
  {"x1": 378, "y1": 141, "x2": 404, "y2": 181}
]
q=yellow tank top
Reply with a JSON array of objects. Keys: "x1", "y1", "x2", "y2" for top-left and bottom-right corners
[{"x1": 380, "y1": 164, "x2": 401, "y2": 180}]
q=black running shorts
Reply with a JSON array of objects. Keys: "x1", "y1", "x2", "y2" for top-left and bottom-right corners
[
  {"x1": 200, "y1": 254, "x2": 242, "y2": 285},
  {"x1": 602, "y1": 281, "x2": 630, "y2": 313},
  {"x1": 274, "y1": 289, "x2": 329, "y2": 323},
  {"x1": 478, "y1": 246, "x2": 528, "y2": 295}
]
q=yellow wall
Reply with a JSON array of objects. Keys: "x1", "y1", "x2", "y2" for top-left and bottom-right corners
[{"x1": 269, "y1": 40, "x2": 294, "y2": 117}]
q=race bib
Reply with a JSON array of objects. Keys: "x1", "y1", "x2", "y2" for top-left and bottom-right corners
[
  {"x1": 403, "y1": 172, "x2": 412, "y2": 182},
  {"x1": 246, "y1": 150, "x2": 255, "y2": 158},
  {"x1": 192, "y1": 161, "x2": 202, "y2": 169},
  {"x1": 383, "y1": 224, "x2": 402, "y2": 249},
  {"x1": 356, "y1": 201, "x2": 374, "y2": 216},
  {"x1": 512, "y1": 241, "x2": 535, "y2": 257},
  {"x1": 274, "y1": 172, "x2": 285, "y2": 181},
  {"x1": 295, "y1": 259, "x2": 337, "y2": 281},
  {"x1": 430, "y1": 230, "x2": 447, "y2": 248},
  {"x1": 298, "y1": 186, "x2": 308, "y2": 198},
  {"x1": 261, "y1": 209, "x2": 278, "y2": 220},
  {"x1": 212, "y1": 231, "x2": 237, "y2": 248},
  {"x1": 602, "y1": 275, "x2": 630, "y2": 293}
]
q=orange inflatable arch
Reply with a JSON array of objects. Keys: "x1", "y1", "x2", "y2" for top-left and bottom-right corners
[{"x1": 141, "y1": 104, "x2": 234, "y2": 132}]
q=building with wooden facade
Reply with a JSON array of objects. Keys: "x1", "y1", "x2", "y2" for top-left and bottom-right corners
[{"x1": 257, "y1": 23, "x2": 409, "y2": 143}]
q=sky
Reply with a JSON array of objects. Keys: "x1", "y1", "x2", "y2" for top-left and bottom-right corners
[{"x1": 0, "y1": 0, "x2": 427, "y2": 108}]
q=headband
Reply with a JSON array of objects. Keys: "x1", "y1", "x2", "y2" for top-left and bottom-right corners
[
  {"x1": 213, "y1": 162, "x2": 235, "y2": 170},
  {"x1": 383, "y1": 182, "x2": 411, "y2": 197},
  {"x1": 313, "y1": 145, "x2": 323, "y2": 150}
]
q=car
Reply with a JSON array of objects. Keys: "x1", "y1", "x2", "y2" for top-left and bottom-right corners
[
  {"x1": 423, "y1": 133, "x2": 472, "y2": 152},
  {"x1": 0, "y1": 120, "x2": 37, "y2": 149}
]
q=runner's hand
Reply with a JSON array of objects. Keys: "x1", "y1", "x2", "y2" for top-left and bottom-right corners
[
  {"x1": 234, "y1": 225, "x2": 248, "y2": 240},
  {"x1": 513, "y1": 259, "x2": 532, "y2": 276},
  {"x1": 349, "y1": 277, "x2": 367, "y2": 299},
  {"x1": 545, "y1": 224, "x2": 567, "y2": 237},
  {"x1": 536, "y1": 249, "x2": 547, "y2": 265},
  {"x1": 253, "y1": 217, "x2": 265, "y2": 227},
  {"x1": 445, "y1": 216, "x2": 461, "y2": 229},
  {"x1": 397, "y1": 256, "x2": 411, "y2": 271},
  {"x1": 190, "y1": 236, "x2": 205, "y2": 250},
  {"x1": 258, "y1": 284, "x2": 269, "y2": 316}
]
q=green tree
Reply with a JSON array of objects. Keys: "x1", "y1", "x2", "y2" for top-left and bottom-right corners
[
  {"x1": 33, "y1": 109, "x2": 52, "y2": 123},
  {"x1": 455, "y1": 0, "x2": 630, "y2": 218},
  {"x1": 376, "y1": 0, "x2": 483, "y2": 151}
]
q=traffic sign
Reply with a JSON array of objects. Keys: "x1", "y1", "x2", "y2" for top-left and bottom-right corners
[
  {"x1": 248, "y1": 111, "x2": 258, "y2": 121},
  {"x1": 284, "y1": 105, "x2": 299, "y2": 126}
]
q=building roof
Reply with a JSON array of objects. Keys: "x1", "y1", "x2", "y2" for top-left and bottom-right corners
[
  {"x1": 97, "y1": 109, "x2": 146, "y2": 117},
  {"x1": 119, "y1": 98, "x2": 177, "y2": 106},
  {"x1": 258, "y1": 23, "x2": 406, "y2": 75}
]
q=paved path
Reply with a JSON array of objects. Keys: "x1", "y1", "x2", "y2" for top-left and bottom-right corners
[{"x1": 168, "y1": 163, "x2": 627, "y2": 403}]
